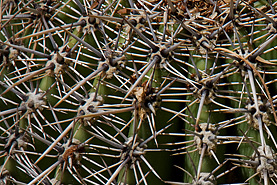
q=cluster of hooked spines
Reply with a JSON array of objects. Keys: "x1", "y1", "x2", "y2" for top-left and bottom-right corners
[{"x1": 0, "y1": 0, "x2": 277, "y2": 184}]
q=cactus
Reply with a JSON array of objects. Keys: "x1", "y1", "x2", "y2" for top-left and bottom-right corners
[{"x1": 1, "y1": 0, "x2": 277, "y2": 184}]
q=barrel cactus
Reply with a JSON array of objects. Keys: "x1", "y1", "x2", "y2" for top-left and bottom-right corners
[{"x1": 1, "y1": 0, "x2": 277, "y2": 184}]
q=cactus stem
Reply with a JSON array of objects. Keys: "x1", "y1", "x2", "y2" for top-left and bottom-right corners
[
  {"x1": 264, "y1": 124, "x2": 277, "y2": 149},
  {"x1": 141, "y1": 155, "x2": 162, "y2": 180},
  {"x1": 2, "y1": 1, "x2": 277, "y2": 184},
  {"x1": 1, "y1": 62, "x2": 55, "y2": 96},
  {"x1": 210, "y1": 99, "x2": 232, "y2": 109},
  {"x1": 187, "y1": 50, "x2": 202, "y2": 81},
  {"x1": 59, "y1": 25, "x2": 104, "y2": 59},
  {"x1": 216, "y1": 47, "x2": 277, "y2": 124},
  {"x1": 167, "y1": 99, "x2": 198, "y2": 123},
  {"x1": 28, "y1": 160, "x2": 62, "y2": 185},
  {"x1": 0, "y1": 81, "x2": 27, "y2": 100},
  {"x1": 35, "y1": 119, "x2": 77, "y2": 165},
  {"x1": 54, "y1": 64, "x2": 108, "y2": 108},
  {"x1": 245, "y1": 171, "x2": 259, "y2": 183},
  {"x1": 0, "y1": 154, "x2": 10, "y2": 173},
  {"x1": 24, "y1": 128, "x2": 63, "y2": 152},
  {"x1": 55, "y1": 77, "x2": 85, "y2": 104},
  {"x1": 140, "y1": 122, "x2": 173, "y2": 148},
  {"x1": 106, "y1": 157, "x2": 130, "y2": 185}
]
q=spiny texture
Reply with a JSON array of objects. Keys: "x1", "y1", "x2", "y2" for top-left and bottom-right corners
[{"x1": 0, "y1": 0, "x2": 277, "y2": 184}]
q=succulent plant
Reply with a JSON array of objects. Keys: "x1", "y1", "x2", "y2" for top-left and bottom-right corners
[{"x1": 1, "y1": 0, "x2": 277, "y2": 184}]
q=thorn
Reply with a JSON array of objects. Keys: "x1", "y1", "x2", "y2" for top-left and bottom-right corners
[
  {"x1": 1, "y1": 63, "x2": 55, "y2": 96},
  {"x1": 210, "y1": 150, "x2": 220, "y2": 165},
  {"x1": 0, "y1": 41, "x2": 51, "y2": 59},
  {"x1": 248, "y1": 33, "x2": 277, "y2": 63},
  {"x1": 196, "y1": 144, "x2": 206, "y2": 181},
  {"x1": 148, "y1": 102, "x2": 156, "y2": 115},
  {"x1": 74, "y1": 0, "x2": 86, "y2": 15},
  {"x1": 161, "y1": 41, "x2": 184, "y2": 57},
  {"x1": 121, "y1": 55, "x2": 159, "y2": 103},
  {"x1": 34, "y1": 120, "x2": 76, "y2": 165},
  {"x1": 195, "y1": 90, "x2": 207, "y2": 129},
  {"x1": 58, "y1": 24, "x2": 104, "y2": 59},
  {"x1": 122, "y1": 16, "x2": 159, "y2": 52},
  {"x1": 54, "y1": 64, "x2": 108, "y2": 108}
]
